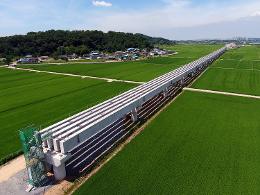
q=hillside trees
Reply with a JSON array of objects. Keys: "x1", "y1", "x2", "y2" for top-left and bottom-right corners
[{"x1": 0, "y1": 30, "x2": 169, "y2": 59}]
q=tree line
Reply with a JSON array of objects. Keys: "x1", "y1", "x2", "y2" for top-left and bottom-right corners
[{"x1": 0, "y1": 30, "x2": 173, "y2": 59}]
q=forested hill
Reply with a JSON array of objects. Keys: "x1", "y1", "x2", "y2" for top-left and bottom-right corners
[
  {"x1": 138, "y1": 34, "x2": 175, "y2": 45},
  {"x1": 0, "y1": 30, "x2": 173, "y2": 58}
]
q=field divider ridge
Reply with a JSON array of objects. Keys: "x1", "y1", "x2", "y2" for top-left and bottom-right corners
[
  {"x1": 210, "y1": 66, "x2": 260, "y2": 71},
  {"x1": 43, "y1": 47, "x2": 226, "y2": 152},
  {"x1": 184, "y1": 87, "x2": 260, "y2": 100},
  {"x1": 6, "y1": 67, "x2": 145, "y2": 85}
]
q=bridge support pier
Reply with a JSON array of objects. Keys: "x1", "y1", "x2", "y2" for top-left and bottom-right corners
[
  {"x1": 131, "y1": 108, "x2": 138, "y2": 122},
  {"x1": 39, "y1": 46, "x2": 227, "y2": 182},
  {"x1": 47, "y1": 139, "x2": 53, "y2": 150},
  {"x1": 42, "y1": 140, "x2": 48, "y2": 148},
  {"x1": 53, "y1": 163, "x2": 66, "y2": 181},
  {"x1": 162, "y1": 89, "x2": 167, "y2": 98},
  {"x1": 180, "y1": 78, "x2": 185, "y2": 86}
]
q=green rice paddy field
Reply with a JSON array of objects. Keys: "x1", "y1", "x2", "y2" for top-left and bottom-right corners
[
  {"x1": 163, "y1": 44, "x2": 222, "y2": 58},
  {"x1": 193, "y1": 45, "x2": 260, "y2": 95},
  {"x1": 0, "y1": 44, "x2": 219, "y2": 161},
  {"x1": 75, "y1": 91, "x2": 260, "y2": 195},
  {"x1": 0, "y1": 68, "x2": 135, "y2": 159},
  {"x1": 75, "y1": 46, "x2": 260, "y2": 194},
  {"x1": 21, "y1": 45, "x2": 221, "y2": 82}
]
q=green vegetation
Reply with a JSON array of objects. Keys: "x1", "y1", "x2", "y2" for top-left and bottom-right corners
[
  {"x1": 221, "y1": 45, "x2": 260, "y2": 61},
  {"x1": 0, "y1": 30, "x2": 170, "y2": 59},
  {"x1": 20, "y1": 59, "x2": 191, "y2": 82},
  {"x1": 193, "y1": 45, "x2": 260, "y2": 95},
  {"x1": 74, "y1": 45, "x2": 260, "y2": 194},
  {"x1": 193, "y1": 68, "x2": 260, "y2": 96},
  {"x1": 1, "y1": 44, "x2": 220, "y2": 161},
  {"x1": 74, "y1": 91, "x2": 260, "y2": 195},
  {"x1": 162, "y1": 44, "x2": 223, "y2": 58},
  {"x1": 0, "y1": 67, "x2": 136, "y2": 160},
  {"x1": 20, "y1": 45, "x2": 221, "y2": 82},
  {"x1": 0, "y1": 150, "x2": 23, "y2": 166}
]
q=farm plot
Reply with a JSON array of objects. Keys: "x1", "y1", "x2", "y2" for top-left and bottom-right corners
[
  {"x1": 254, "y1": 61, "x2": 260, "y2": 71},
  {"x1": 163, "y1": 44, "x2": 222, "y2": 58},
  {"x1": 74, "y1": 91, "x2": 260, "y2": 195},
  {"x1": 19, "y1": 59, "x2": 192, "y2": 82},
  {"x1": 192, "y1": 68, "x2": 260, "y2": 96},
  {"x1": 19, "y1": 61, "x2": 182, "y2": 82},
  {"x1": 20, "y1": 45, "x2": 222, "y2": 82},
  {"x1": 220, "y1": 45, "x2": 260, "y2": 61},
  {"x1": 193, "y1": 46, "x2": 260, "y2": 96},
  {"x1": 0, "y1": 67, "x2": 136, "y2": 160},
  {"x1": 211, "y1": 59, "x2": 238, "y2": 69}
]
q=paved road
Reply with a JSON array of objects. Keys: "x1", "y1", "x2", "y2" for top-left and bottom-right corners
[{"x1": 0, "y1": 168, "x2": 53, "y2": 195}]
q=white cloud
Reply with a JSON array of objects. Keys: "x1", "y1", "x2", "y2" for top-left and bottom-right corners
[
  {"x1": 91, "y1": 0, "x2": 260, "y2": 39},
  {"x1": 250, "y1": 10, "x2": 260, "y2": 17},
  {"x1": 92, "y1": 1, "x2": 112, "y2": 7},
  {"x1": 0, "y1": 0, "x2": 260, "y2": 39}
]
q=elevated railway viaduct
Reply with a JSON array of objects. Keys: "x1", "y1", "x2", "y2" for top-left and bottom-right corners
[{"x1": 40, "y1": 46, "x2": 228, "y2": 180}]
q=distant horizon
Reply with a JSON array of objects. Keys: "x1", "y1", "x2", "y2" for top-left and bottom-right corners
[
  {"x1": 0, "y1": 29, "x2": 259, "y2": 41},
  {"x1": 0, "y1": 0, "x2": 260, "y2": 40}
]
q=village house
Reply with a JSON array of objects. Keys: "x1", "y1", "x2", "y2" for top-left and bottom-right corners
[
  {"x1": 17, "y1": 55, "x2": 39, "y2": 64},
  {"x1": 90, "y1": 51, "x2": 103, "y2": 60},
  {"x1": 38, "y1": 56, "x2": 49, "y2": 62}
]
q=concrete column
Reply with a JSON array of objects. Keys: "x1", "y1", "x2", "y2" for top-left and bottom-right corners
[
  {"x1": 131, "y1": 108, "x2": 138, "y2": 122},
  {"x1": 164, "y1": 91, "x2": 167, "y2": 97},
  {"x1": 180, "y1": 78, "x2": 185, "y2": 86},
  {"x1": 53, "y1": 163, "x2": 66, "y2": 181},
  {"x1": 47, "y1": 139, "x2": 54, "y2": 150},
  {"x1": 53, "y1": 138, "x2": 61, "y2": 152},
  {"x1": 162, "y1": 89, "x2": 167, "y2": 98},
  {"x1": 42, "y1": 140, "x2": 48, "y2": 148}
]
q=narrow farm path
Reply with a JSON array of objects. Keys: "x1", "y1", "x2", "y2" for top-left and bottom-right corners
[
  {"x1": 7, "y1": 67, "x2": 145, "y2": 85},
  {"x1": 0, "y1": 155, "x2": 25, "y2": 183},
  {"x1": 210, "y1": 66, "x2": 257, "y2": 71},
  {"x1": 184, "y1": 87, "x2": 260, "y2": 100}
]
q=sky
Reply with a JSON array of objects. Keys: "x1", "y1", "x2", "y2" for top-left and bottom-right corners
[{"x1": 0, "y1": 0, "x2": 260, "y2": 40}]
